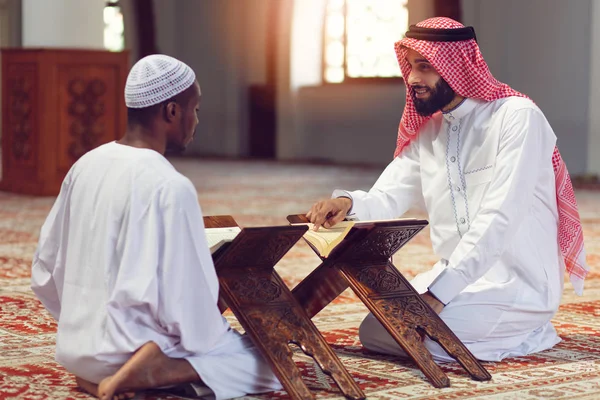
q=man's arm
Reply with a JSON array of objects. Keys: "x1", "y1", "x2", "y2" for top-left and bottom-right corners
[
  {"x1": 31, "y1": 178, "x2": 72, "y2": 320},
  {"x1": 428, "y1": 107, "x2": 555, "y2": 305},
  {"x1": 336, "y1": 137, "x2": 422, "y2": 221},
  {"x1": 155, "y1": 179, "x2": 229, "y2": 354}
]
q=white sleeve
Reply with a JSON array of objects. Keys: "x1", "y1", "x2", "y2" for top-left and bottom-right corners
[
  {"x1": 428, "y1": 108, "x2": 555, "y2": 304},
  {"x1": 155, "y1": 179, "x2": 229, "y2": 354},
  {"x1": 31, "y1": 176, "x2": 71, "y2": 320},
  {"x1": 333, "y1": 139, "x2": 423, "y2": 221}
]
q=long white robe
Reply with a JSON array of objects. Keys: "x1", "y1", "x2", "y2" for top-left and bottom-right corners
[
  {"x1": 31, "y1": 141, "x2": 281, "y2": 399},
  {"x1": 334, "y1": 97, "x2": 564, "y2": 362}
]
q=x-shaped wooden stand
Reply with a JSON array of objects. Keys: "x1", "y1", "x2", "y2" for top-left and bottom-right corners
[
  {"x1": 288, "y1": 215, "x2": 491, "y2": 388},
  {"x1": 204, "y1": 215, "x2": 365, "y2": 400}
]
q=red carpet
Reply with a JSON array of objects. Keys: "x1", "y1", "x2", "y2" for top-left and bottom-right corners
[{"x1": 1, "y1": 159, "x2": 599, "y2": 399}]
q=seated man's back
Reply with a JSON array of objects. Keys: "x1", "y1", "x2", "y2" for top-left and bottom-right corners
[
  {"x1": 31, "y1": 54, "x2": 281, "y2": 400},
  {"x1": 35, "y1": 142, "x2": 226, "y2": 380}
]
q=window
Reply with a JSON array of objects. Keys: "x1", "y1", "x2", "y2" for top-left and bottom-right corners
[
  {"x1": 104, "y1": 1, "x2": 125, "y2": 52},
  {"x1": 323, "y1": 0, "x2": 409, "y2": 83}
]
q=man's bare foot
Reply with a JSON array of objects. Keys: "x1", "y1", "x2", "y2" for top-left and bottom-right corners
[
  {"x1": 76, "y1": 377, "x2": 99, "y2": 397},
  {"x1": 76, "y1": 376, "x2": 134, "y2": 400},
  {"x1": 97, "y1": 341, "x2": 201, "y2": 400}
]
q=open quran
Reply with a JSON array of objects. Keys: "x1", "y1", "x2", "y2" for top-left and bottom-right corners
[
  {"x1": 205, "y1": 226, "x2": 242, "y2": 254},
  {"x1": 292, "y1": 218, "x2": 418, "y2": 258}
]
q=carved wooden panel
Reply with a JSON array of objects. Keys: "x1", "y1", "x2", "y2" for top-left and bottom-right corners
[
  {"x1": 378, "y1": 294, "x2": 490, "y2": 381},
  {"x1": 216, "y1": 226, "x2": 306, "y2": 269},
  {"x1": 66, "y1": 77, "x2": 107, "y2": 160},
  {"x1": 227, "y1": 272, "x2": 285, "y2": 304},
  {"x1": 5, "y1": 63, "x2": 37, "y2": 169},
  {"x1": 206, "y1": 217, "x2": 365, "y2": 400},
  {"x1": 0, "y1": 49, "x2": 128, "y2": 196},
  {"x1": 353, "y1": 263, "x2": 413, "y2": 294},
  {"x1": 340, "y1": 259, "x2": 491, "y2": 387},
  {"x1": 219, "y1": 269, "x2": 365, "y2": 400},
  {"x1": 289, "y1": 219, "x2": 427, "y2": 318},
  {"x1": 284, "y1": 215, "x2": 491, "y2": 388},
  {"x1": 58, "y1": 66, "x2": 119, "y2": 172},
  {"x1": 337, "y1": 225, "x2": 424, "y2": 263}
]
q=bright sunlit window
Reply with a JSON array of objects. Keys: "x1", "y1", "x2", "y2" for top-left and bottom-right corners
[
  {"x1": 104, "y1": 1, "x2": 125, "y2": 52},
  {"x1": 324, "y1": 0, "x2": 408, "y2": 83}
]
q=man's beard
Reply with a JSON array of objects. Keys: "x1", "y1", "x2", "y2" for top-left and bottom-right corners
[
  {"x1": 165, "y1": 142, "x2": 186, "y2": 155},
  {"x1": 165, "y1": 135, "x2": 187, "y2": 155},
  {"x1": 165, "y1": 127, "x2": 190, "y2": 155},
  {"x1": 411, "y1": 78, "x2": 456, "y2": 117}
]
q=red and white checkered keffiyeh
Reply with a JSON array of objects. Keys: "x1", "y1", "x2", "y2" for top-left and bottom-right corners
[{"x1": 394, "y1": 17, "x2": 589, "y2": 295}]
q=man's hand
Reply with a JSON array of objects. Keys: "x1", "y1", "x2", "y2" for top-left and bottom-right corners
[
  {"x1": 306, "y1": 197, "x2": 352, "y2": 230},
  {"x1": 420, "y1": 291, "x2": 444, "y2": 314}
]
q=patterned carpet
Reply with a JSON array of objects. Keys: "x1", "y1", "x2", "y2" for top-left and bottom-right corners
[{"x1": 1, "y1": 158, "x2": 600, "y2": 400}]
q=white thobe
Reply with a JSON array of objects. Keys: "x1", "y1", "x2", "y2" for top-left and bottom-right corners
[
  {"x1": 31, "y1": 142, "x2": 281, "y2": 399},
  {"x1": 335, "y1": 97, "x2": 564, "y2": 362}
]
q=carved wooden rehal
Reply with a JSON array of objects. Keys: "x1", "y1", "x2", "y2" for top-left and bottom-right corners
[
  {"x1": 204, "y1": 216, "x2": 365, "y2": 400},
  {"x1": 288, "y1": 215, "x2": 492, "y2": 388}
]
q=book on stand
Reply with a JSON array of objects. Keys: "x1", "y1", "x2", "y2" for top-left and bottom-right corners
[
  {"x1": 291, "y1": 218, "x2": 418, "y2": 258},
  {"x1": 205, "y1": 226, "x2": 242, "y2": 254}
]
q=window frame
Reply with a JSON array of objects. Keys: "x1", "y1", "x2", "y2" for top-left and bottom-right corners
[
  {"x1": 322, "y1": 0, "x2": 462, "y2": 85},
  {"x1": 321, "y1": 0, "x2": 407, "y2": 85},
  {"x1": 104, "y1": 1, "x2": 125, "y2": 52}
]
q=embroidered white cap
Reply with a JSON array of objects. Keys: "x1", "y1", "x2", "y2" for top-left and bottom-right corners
[{"x1": 124, "y1": 54, "x2": 197, "y2": 108}]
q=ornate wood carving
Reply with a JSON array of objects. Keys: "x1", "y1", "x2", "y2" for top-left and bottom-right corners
[
  {"x1": 377, "y1": 294, "x2": 489, "y2": 380},
  {"x1": 205, "y1": 216, "x2": 365, "y2": 400},
  {"x1": 217, "y1": 227, "x2": 303, "y2": 269},
  {"x1": 287, "y1": 215, "x2": 492, "y2": 388},
  {"x1": 343, "y1": 253, "x2": 492, "y2": 387},
  {"x1": 354, "y1": 264, "x2": 411, "y2": 293},
  {"x1": 0, "y1": 49, "x2": 128, "y2": 196},
  {"x1": 6, "y1": 64, "x2": 36, "y2": 166},
  {"x1": 337, "y1": 225, "x2": 423, "y2": 262},
  {"x1": 67, "y1": 78, "x2": 108, "y2": 161},
  {"x1": 228, "y1": 273, "x2": 283, "y2": 303}
]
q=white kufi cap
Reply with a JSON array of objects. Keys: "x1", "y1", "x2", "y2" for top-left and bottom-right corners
[{"x1": 125, "y1": 54, "x2": 196, "y2": 108}]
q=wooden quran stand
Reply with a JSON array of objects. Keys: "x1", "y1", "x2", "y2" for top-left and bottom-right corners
[
  {"x1": 287, "y1": 214, "x2": 491, "y2": 388},
  {"x1": 203, "y1": 215, "x2": 365, "y2": 400}
]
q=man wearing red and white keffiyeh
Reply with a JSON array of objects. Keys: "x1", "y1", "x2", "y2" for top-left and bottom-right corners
[{"x1": 307, "y1": 17, "x2": 589, "y2": 362}]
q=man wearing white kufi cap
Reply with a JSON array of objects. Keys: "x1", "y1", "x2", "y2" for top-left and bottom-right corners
[{"x1": 31, "y1": 55, "x2": 282, "y2": 400}]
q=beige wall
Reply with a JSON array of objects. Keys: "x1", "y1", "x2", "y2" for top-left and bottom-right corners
[
  {"x1": 153, "y1": 0, "x2": 274, "y2": 157},
  {"x1": 2, "y1": 0, "x2": 596, "y2": 174},
  {"x1": 462, "y1": 0, "x2": 591, "y2": 175},
  {"x1": 0, "y1": 0, "x2": 21, "y2": 47},
  {"x1": 588, "y1": 0, "x2": 600, "y2": 176},
  {"x1": 0, "y1": 0, "x2": 22, "y2": 160},
  {"x1": 22, "y1": 0, "x2": 104, "y2": 48},
  {"x1": 407, "y1": 0, "x2": 435, "y2": 25},
  {"x1": 289, "y1": 0, "x2": 594, "y2": 173}
]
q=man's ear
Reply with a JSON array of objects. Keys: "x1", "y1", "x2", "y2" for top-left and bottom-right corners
[{"x1": 164, "y1": 101, "x2": 178, "y2": 123}]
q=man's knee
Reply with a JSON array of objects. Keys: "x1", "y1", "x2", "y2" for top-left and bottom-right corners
[
  {"x1": 358, "y1": 313, "x2": 407, "y2": 357},
  {"x1": 358, "y1": 313, "x2": 379, "y2": 348}
]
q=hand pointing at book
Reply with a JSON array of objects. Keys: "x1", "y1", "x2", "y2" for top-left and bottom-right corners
[{"x1": 307, "y1": 197, "x2": 352, "y2": 230}]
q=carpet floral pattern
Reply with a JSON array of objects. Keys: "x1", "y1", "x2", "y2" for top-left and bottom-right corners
[{"x1": 1, "y1": 159, "x2": 599, "y2": 399}]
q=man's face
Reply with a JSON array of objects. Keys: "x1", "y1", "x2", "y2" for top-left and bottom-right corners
[
  {"x1": 165, "y1": 82, "x2": 201, "y2": 154},
  {"x1": 181, "y1": 82, "x2": 201, "y2": 147},
  {"x1": 405, "y1": 49, "x2": 456, "y2": 116}
]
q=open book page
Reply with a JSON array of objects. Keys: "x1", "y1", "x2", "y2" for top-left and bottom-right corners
[
  {"x1": 205, "y1": 227, "x2": 242, "y2": 254},
  {"x1": 298, "y1": 221, "x2": 355, "y2": 258},
  {"x1": 293, "y1": 217, "x2": 421, "y2": 257}
]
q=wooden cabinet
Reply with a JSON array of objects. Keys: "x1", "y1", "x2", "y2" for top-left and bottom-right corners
[{"x1": 1, "y1": 49, "x2": 129, "y2": 196}]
